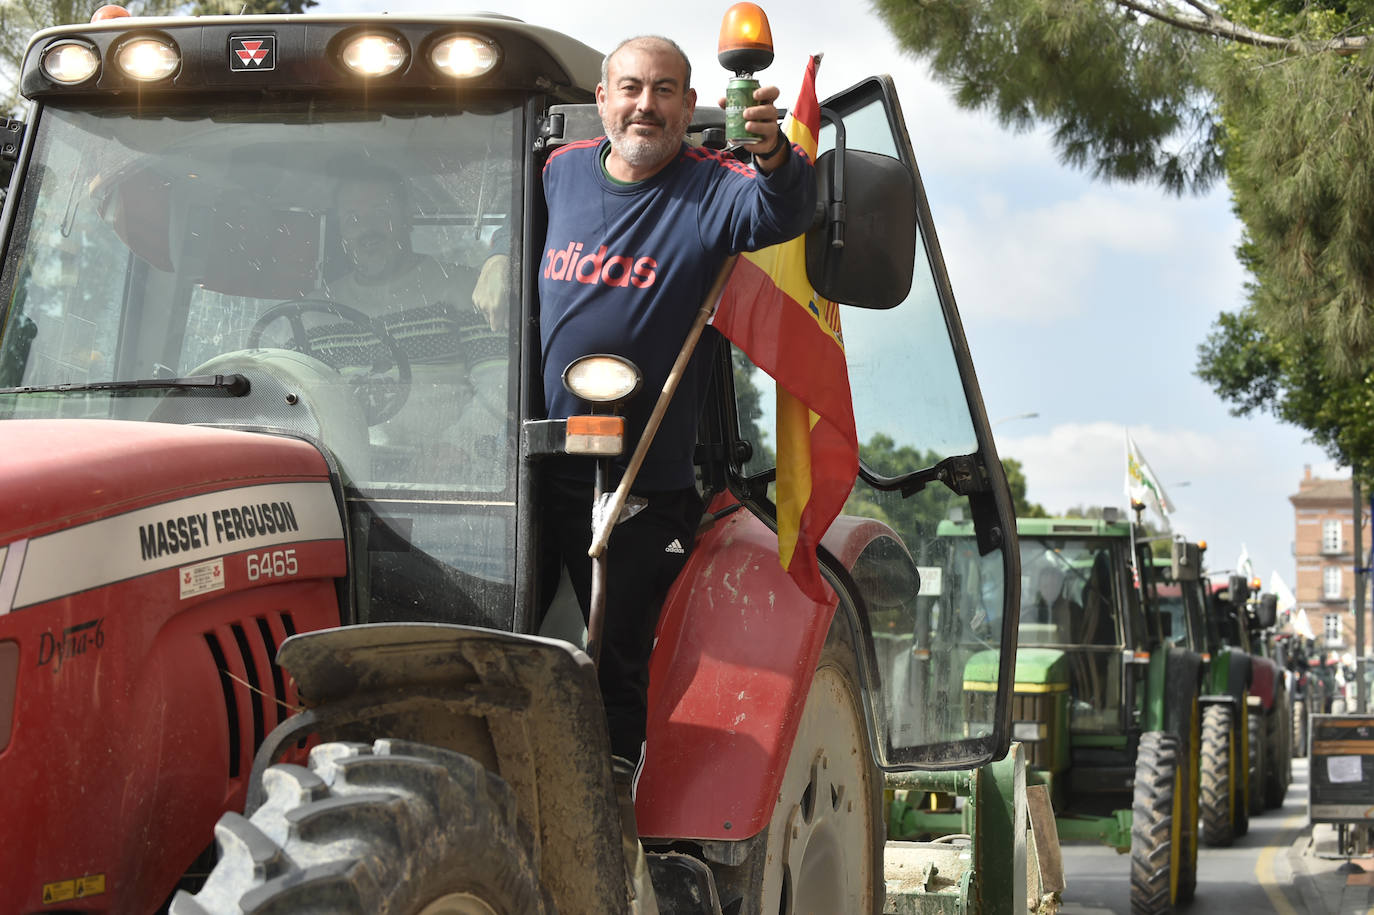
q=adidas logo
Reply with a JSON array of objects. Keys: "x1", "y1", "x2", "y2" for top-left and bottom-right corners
[{"x1": 664, "y1": 538, "x2": 685, "y2": 554}]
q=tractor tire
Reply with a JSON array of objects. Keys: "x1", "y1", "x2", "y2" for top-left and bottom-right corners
[
  {"x1": 1265, "y1": 710, "x2": 1289, "y2": 809},
  {"x1": 1199, "y1": 704, "x2": 1238, "y2": 847},
  {"x1": 710, "y1": 618, "x2": 884, "y2": 915},
  {"x1": 1247, "y1": 710, "x2": 1265, "y2": 818},
  {"x1": 1293, "y1": 700, "x2": 1307, "y2": 758},
  {"x1": 1176, "y1": 704, "x2": 1200, "y2": 904},
  {"x1": 1131, "y1": 731, "x2": 1184, "y2": 915},
  {"x1": 169, "y1": 739, "x2": 553, "y2": 915}
]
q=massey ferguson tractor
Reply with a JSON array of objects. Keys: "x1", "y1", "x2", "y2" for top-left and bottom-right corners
[{"x1": 0, "y1": 8, "x2": 1028, "y2": 914}]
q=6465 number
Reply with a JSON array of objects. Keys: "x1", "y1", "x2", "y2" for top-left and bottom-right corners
[{"x1": 246, "y1": 549, "x2": 298, "y2": 581}]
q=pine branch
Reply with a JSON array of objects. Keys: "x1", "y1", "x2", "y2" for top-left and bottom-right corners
[{"x1": 1112, "y1": 0, "x2": 1370, "y2": 53}]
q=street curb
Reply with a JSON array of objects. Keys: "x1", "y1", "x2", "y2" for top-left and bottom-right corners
[{"x1": 1289, "y1": 822, "x2": 1374, "y2": 914}]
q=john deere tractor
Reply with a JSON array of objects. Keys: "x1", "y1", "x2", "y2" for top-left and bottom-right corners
[{"x1": 908, "y1": 514, "x2": 1203, "y2": 915}]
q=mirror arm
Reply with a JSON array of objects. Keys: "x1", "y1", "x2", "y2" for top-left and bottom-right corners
[
  {"x1": 857, "y1": 453, "x2": 991, "y2": 499},
  {"x1": 817, "y1": 107, "x2": 846, "y2": 250}
]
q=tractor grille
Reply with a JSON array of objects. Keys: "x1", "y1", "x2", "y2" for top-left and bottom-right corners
[
  {"x1": 1011, "y1": 691, "x2": 1054, "y2": 769},
  {"x1": 962, "y1": 688, "x2": 997, "y2": 735},
  {"x1": 204, "y1": 612, "x2": 298, "y2": 779}
]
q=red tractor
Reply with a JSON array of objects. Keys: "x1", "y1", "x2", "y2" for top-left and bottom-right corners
[{"x1": 0, "y1": 9, "x2": 1023, "y2": 913}]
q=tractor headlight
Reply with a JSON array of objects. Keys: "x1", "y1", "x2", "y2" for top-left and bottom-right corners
[
  {"x1": 42, "y1": 41, "x2": 100, "y2": 84},
  {"x1": 116, "y1": 38, "x2": 179, "y2": 81},
  {"x1": 430, "y1": 33, "x2": 500, "y2": 79},
  {"x1": 340, "y1": 33, "x2": 408, "y2": 77},
  {"x1": 562, "y1": 355, "x2": 642, "y2": 406}
]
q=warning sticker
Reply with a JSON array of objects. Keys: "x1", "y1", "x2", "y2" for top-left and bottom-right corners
[
  {"x1": 180, "y1": 558, "x2": 226, "y2": 599},
  {"x1": 42, "y1": 873, "x2": 106, "y2": 903}
]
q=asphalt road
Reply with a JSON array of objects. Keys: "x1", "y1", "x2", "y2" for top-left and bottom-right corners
[{"x1": 1060, "y1": 758, "x2": 1313, "y2": 914}]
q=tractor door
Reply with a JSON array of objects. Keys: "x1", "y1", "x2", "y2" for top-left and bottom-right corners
[{"x1": 730, "y1": 76, "x2": 1020, "y2": 769}]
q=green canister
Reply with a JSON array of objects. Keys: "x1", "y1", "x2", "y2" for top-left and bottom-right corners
[{"x1": 724, "y1": 76, "x2": 763, "y2": 146}]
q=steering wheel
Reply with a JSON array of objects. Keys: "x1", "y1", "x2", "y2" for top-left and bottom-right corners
[{"x1": 247, "y1": 298, "x2": 412, "y2": 425}]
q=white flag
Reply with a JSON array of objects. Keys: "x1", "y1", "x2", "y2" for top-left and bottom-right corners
[
  {"x1": 1237, "y1": 544, "x2": 1254, "y2": 581},
  {"x1": 1294, "y1": 607, "x2": 1316, "y2": 640},
  {"x1": 1124, "y1": 432, "x2": 1175, "y2": 527},
  {"x1": 1269, "y1": 570, "x2": 1296, "y2": 615}
]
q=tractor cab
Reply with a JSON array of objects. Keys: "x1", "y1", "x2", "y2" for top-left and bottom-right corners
[{"x1": 0, "y1": 11, "x2": 1024, "y2": 914}]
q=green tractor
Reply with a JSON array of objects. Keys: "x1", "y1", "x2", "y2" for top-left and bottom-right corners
[
  {"x1": 895, "y1": 514, "x2": 1204, "y2": 915},
  {"x1": 1200, "y1": 574, "x2": 1290, "y2": 835},
  {"x1": 1150, "y1": 545, "x2": 1254, "y2": 847}
]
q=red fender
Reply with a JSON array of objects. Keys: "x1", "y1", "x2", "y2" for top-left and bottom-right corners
[
  {"x1": 1250, "y1": 657, "x2": 1280, "y2": 710},
  {"x1": 637, "y1": 493, "x2": 890, "y2": 841}
]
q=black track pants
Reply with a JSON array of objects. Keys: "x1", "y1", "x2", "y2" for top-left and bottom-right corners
[{"x1": 541, "y1": 476, "x2": 702, "y2": 762}]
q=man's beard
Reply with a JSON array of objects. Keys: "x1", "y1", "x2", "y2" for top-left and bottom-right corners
[{"x1": 605, "y1": 109, "x2": 690, "y2": 168}]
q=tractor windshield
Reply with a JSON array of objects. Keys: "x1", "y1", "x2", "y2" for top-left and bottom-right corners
[
  {"x1": 1140, "y1": 565, "x2": 1204, "y2": 650},
  {"x1": 0, "y1": 97, "x2": 523, "y2": 625},
  {"x1": 1017, "y1": 536, "x2": 1127, "y2": 731}
]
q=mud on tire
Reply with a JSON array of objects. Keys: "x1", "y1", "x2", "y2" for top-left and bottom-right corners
[
  {"x1": 1131, "y1": 731, "x2": 1182, "y2": 915},
  {"x1": 170, "y1": 739, "x2": 553, "y2": 915}
]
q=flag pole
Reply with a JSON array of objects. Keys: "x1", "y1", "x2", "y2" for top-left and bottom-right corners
[{"x1": 587, "y1": 255, "x2": 739, "y2": 560}]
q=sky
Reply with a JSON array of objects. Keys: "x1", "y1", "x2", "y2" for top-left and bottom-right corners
[{"x1": 310, "y1": 0, "x2": 1348, "y2": 588}]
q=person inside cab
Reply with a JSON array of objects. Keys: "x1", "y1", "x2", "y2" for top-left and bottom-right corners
[{"x1": 295, "y1": 160, "x2": 506, "y2": 487}]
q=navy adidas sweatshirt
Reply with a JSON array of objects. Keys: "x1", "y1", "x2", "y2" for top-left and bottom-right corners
[{"x1": 539, "y1": 137, "x2": 816, "y2": 490}]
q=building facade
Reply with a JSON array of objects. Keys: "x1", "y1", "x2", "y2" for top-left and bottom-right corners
[{"x1": 1290, "y1": 467, "x2": 1366, "y2": 652}]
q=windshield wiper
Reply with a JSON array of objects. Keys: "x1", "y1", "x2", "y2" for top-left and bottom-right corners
[{"x1": 0, "y1": 373, "x2": 250, "y2": 396}]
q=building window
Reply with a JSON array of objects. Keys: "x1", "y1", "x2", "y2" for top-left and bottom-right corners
[
  {"x1": 1324, "y1": 565, "x2": 1344, "y2": 599},
  {"x1": 1323, "y1": 519, "x2": 1344, "y2": 554},
  {"x1": 1325, "y1": 613, "x2": 1344, "y2": 645}
]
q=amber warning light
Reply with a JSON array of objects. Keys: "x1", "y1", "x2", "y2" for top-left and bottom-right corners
[{"x1": 718, "y1": 2, "x2": 774, "y2": 75}]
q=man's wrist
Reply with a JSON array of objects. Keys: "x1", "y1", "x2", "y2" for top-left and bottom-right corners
[{"x1": 753, "y1": 132, "x2": 789, "y2": 165}]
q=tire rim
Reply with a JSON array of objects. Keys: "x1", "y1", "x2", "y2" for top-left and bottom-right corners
[
  {"x1": 771, "y1": 664, "x2": 874, "y2": 914},
  {"x1": 417, "y1": 893, "x2": 501, "y2": 915}
]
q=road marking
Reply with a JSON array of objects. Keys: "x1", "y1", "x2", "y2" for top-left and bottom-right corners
[{"x1": 1255, "y1": 806, "x2": 1306, "y2": 915}]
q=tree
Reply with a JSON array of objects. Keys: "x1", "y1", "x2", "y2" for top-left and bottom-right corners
[
  {"x1": 1003, "y1": 456, "x2": 1050, "y2": 519},
  {"x1": 1, "y1": 0, "x2": 316, "y2": 116},
  {"x1": 1197, "y1": 306, "x2": 1374, "y2": 484},
  {"x1": 873, "y1": 0, "x2": 1374, "y2": 427}
]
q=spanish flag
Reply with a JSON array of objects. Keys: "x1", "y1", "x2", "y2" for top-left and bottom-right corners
[{"x1": 711, "y1": 54, "x2": 858, "y2": 602}]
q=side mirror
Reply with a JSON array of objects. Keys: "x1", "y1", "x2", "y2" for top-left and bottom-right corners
[
  {"x1": 805, "y1": 147, "x2": 915, "y2": 309},
  {"x1": 1228, "y1": 573, "x2": 1249, "y2": 603},
  {"x1": 1170, "y1": 540, "x2": 1201, "y2": 581},
  {"x1": 1255, "y1": 593, "x2": 1278, "y2": 629}
]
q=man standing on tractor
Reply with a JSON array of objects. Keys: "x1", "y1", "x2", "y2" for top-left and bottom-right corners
[{"x1": 528, "y1": 33, "x2": 814, "y2": 778}]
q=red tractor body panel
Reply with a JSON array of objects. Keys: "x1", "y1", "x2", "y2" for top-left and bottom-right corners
[
  {"x1": 638, "y1": 496, "x2": 887, "y2": 840},
  {"x1": 0, "y1": 420, "x2": 345, "y2": 912},
  {"x1": 1251, "y1": 656, "x2": 1280, "y2": 711}
]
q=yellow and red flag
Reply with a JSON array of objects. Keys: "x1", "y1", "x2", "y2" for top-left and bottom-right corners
[{"x1": 710, "y1": 54, "x2": 858, "y2": 602}]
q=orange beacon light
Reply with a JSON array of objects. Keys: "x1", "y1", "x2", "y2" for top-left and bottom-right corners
[{"x1": 718, "y1": 2, "x2": 774, "y2": 74}]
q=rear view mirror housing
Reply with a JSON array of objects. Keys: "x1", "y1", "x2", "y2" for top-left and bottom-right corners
[
  {"x1": 1255, "y1": 593, "x2": 1278, "y2": 629},
  {"x1": 1170, "y1": 540, "x2": 1201, "y2": 581},
  {"x1": 805, "y1": 147, "x2": 915, "y2": 309}
]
